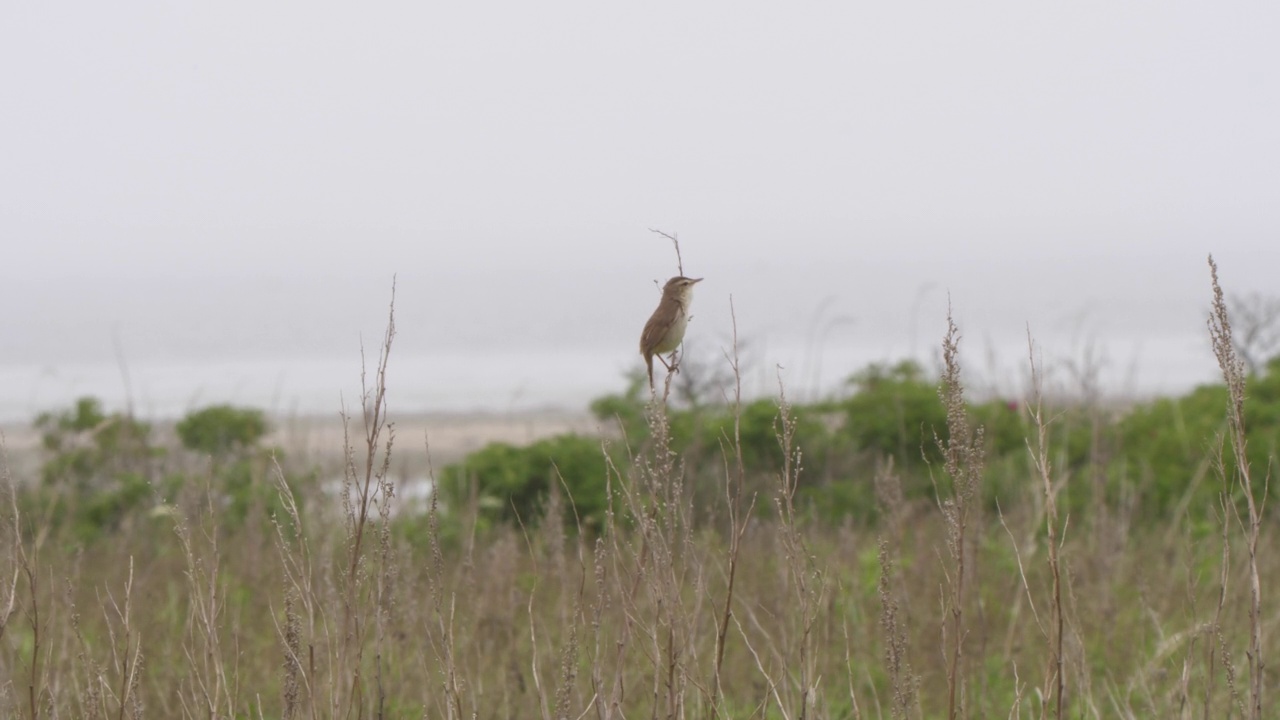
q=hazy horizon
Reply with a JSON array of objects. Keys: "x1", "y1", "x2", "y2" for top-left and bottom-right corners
[{"x1": 4, "y1": 4, "x2": 1277, "y2": 421}]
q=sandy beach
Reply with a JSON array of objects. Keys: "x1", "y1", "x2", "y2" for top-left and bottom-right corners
[
  {"x1": 269, "y1": 408, "x2": 608, "y2": 470},
  {"x1": 1, "y1": 408, "x2": 607, "y2": 483}
]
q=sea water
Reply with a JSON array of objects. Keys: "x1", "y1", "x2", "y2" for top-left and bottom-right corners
[{"x1": 0, "y1": 329, "x2": 1222, "y2": 425}]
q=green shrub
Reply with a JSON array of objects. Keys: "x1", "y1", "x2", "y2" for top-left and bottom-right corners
[
  {"x1": 589, "y1": 371, "x2": 649, "y2": 440},
  {"x1": 1115, "y1": 362, "x2": 1280, "y2": 517},
  {"x1": 176, "y1": 405, "x2": 268, "y2": 459},
  {"x1": 175, "y1": 405, "x2": 296, "y2": 529},
  {"x1": 33, "y1": 397, "x2": 160, "y2": 542},
  {"x1": 440, "y1": 434, "x2": 612, "y2": 530},
  {"x1": 840, "y1": 360, "x2": 946, "y2": 472},
  {"x1": 31, "y1": 399, "x2": 295, "y2": 541},
  {"x1": 36, "y1": 396, "x2": 155, "y2": 491}
]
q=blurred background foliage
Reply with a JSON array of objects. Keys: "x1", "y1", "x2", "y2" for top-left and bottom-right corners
[
  {"x1": 441, "y1": 354, "x2": 1280, "y2": 536},
  {"x1": 19, "y1": 355, "x2": 1280, "y2": 543},
  {"x1": 30, "y1": 399, "x2": 303, "y2": 543}
]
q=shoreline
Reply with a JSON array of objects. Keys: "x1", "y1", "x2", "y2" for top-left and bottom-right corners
[{"x1": 1, "y1": 408, "x2": 606, "y2": 481}]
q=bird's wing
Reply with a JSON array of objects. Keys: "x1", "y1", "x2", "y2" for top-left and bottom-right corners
[{"x1": 640, "y1": 312, "x2": 674, "y2": 356}]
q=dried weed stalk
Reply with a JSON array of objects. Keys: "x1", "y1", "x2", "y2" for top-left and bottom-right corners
[
  {"x1": 175, "y1": 486, "x2": 236, "y2": 718},
  {"x1": 424, "y1": 440, "x2": 467, "y2": 719},
  {"x1": 1206, "y1": 255, "x2": 1266, "y2": 720},
  {"x1": 709, "y1": 298, "x2": 759, "y2": 718},
  {"x1": 266, "y1": 279, "x2": 401, "y2": 719},
  {"x1": 878, "y1": 539, "x2": 917, "y2": 720},
  {"x1": 634, "y1": 389, "x2": 696, "y2": 718},
  {"x1": 934, "y1": 306, "x2": 985, "y2": 720},
  {"x1": 1025, "y1": 332, "x2": 1067, "y2": 720},
  {"x1": 772, "y1": 373, "x2": 825, "y2": 719}
]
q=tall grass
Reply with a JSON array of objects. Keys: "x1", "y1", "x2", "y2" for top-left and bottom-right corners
[{"x1": 0, "y1": 264, "x2": 1275, "y2": 718}]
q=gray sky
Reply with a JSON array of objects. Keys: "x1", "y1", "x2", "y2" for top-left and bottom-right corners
[{"x1": 3, "y1": 3, "x2": 1279, "y2": 414}]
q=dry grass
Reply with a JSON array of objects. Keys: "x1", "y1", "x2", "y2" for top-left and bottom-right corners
[{"x1": 0, "y1": 265, "x2": 1276, "y2": 719}]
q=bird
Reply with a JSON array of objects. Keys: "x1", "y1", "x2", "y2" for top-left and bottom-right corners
[{"x1": 639, "y1": 276, "x2": 703, "y2": 389}]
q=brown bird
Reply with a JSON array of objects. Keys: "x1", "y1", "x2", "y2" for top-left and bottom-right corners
[{"x1": 639, "y1": 276, "x2": 703, "y2": 389}]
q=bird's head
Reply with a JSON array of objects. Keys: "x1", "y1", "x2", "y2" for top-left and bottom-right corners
[{"x1": 662, "y1": 276, "x2": 703, "y2": 302}]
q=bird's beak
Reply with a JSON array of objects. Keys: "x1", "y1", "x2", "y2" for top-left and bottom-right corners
[{"x1": 691, "y1": 277, "x2": 704, "y2": 283}]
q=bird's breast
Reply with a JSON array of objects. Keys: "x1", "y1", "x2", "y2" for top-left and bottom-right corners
[{"x1": 652, "y1": 308, "x2": 689, "y2": 355}]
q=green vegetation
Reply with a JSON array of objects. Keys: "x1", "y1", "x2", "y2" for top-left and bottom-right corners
[
  {"x1": 30, "y1": 399, "x2": 297, "y2": 541},
  {"x1": 467, "y1": 356, "x2": 1280, "y2": 533},
  {"x1": 438, "y1": 433, "x2": 612, "y2": 531},
  {"x1": 33, "y1": 397, "x2": 161, "y2": 542},
  {"x1": 176, "y1": 404, "x2": 268, "y2": 459}
]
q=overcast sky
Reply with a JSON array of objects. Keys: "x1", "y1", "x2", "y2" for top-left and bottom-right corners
[{"x1": 3, "y1": 3, "x2": 1279, "y2": 414}]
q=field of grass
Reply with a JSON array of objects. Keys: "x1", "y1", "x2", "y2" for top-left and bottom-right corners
[{"x1": 1, "y1": 262, "x2": 1275, "y2": 719}]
